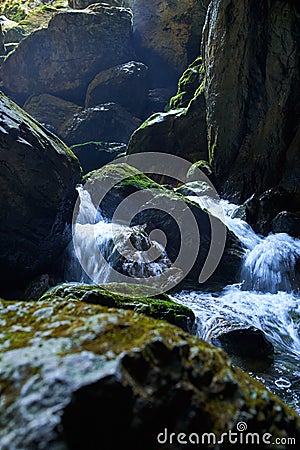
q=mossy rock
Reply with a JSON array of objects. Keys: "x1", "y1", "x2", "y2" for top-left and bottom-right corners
[
  {"x1": 40, "y1": 282, "x2": 196, "y2": 332},
  {"x1": 0, "y1": 297, "x2": 299, "y2": 448},
  {"x1": 169, "y1": 56, "x2": 205, "y2": 109}
]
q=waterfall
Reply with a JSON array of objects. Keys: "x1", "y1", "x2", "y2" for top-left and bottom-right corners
[{"x1": 64, "y1": 186, "x2": 172, "y2": 285}]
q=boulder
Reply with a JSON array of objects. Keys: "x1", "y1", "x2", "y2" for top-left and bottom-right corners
[
  {"x1": 85, "y1": 61, "x2": 149, "y2": 116},
  {"x1": 69, "y1": 0, "x2": 207, "y2": 83},
  {"x1": 272, "y1": 211, "x2": 300, "y2": 238},
  {"x1": 0, "y1": 92, "x2": 81, "y2": 295},
  {"x1": 60, "y1": 103, "x2": 141, "y2": 146},
  {"x1": 202, "y1": 0, "x2": 300, "y2": 203},
  {"x1": 23, "y1": 93, "x2": 83, "y2": 136},
  {"x1": 83, "y1": 163, "x2": 244, "y2": 287},
  {"x1": 0, "y1": 297, "x2": 299, "y2": 449},
  {"x1": 70, "y1": 141, "x2": 126, "y2": 174},
  {"x1": 0, "y1": 3, "x2": 135, "y2": 105}
]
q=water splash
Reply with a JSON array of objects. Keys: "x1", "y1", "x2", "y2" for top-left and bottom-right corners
[{"x1": 64, "y1": 186, "x2": 172, "y2": 285}]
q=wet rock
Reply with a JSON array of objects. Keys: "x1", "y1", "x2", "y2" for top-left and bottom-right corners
[
  {"x1": 169, "y1": 56, "x2": 204, "y2": 109},
  {"x1": 60, "y1": 103, "x2": 141, "y2": 146},
  {"x1": 209, "y1": 322, "x2": 274, "y2": 359},
  {"x1": 70, "y1": 141, "x2": 126, "y2": 175},
  {"x1": 0, "y1": 298, "x2": 299, "y2": 449},
  {"x1": 23, "y1": 93, "x2": 83, "y2": 137},
  {"x1": 237, "y1": 188, "x2": 300, "y2": 236},
  {"x1": 0, "y1": 23, "x2": 5, "y2": 55},
  {"x1": 85, "y1": 61, "x2": 149, "y2": 117},
  {"x1": 0, "y1": 92, "x2": 81, "y2": 294},
  {"x1": 0, "y1": 3, "x2": 135, "y2": 105}
]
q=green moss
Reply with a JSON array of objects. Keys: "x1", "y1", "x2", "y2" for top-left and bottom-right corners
[
  {"x1": 168, "y1": 56, "x2": 205, "y2": 110},
  {"x1": 40, "y1": 283, "x2": 195, "y2": 332}
]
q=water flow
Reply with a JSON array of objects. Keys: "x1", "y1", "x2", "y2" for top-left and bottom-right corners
[{"x1": 64, "y1": 186, "x2": 171, "y2": 284}]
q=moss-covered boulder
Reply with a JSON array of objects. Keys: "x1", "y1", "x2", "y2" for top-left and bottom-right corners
[
  {"x1": 0, "y1": 92, "x2": 81, "y2": 295},
  {"x1": 0, "y1": 297, "x2": 299, "y2": 449},
  {"x1": 83, "y1": 163, "x2": 244, "y2": 287},
  {"x1": 40, "y1": 282, "x2": 195, "y2": 332},
  {"x1": 0, "y1": 3, "x2": 135, "y2": 105}
]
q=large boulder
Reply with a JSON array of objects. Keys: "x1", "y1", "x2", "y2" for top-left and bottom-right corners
[
  {"x1": 0, "y1": 92, "x2": 81, "y2": 294},
  {"x1": 85, "y1": 61, "x2": 149, "y2": 116},
  {"x1": 0, "y1": 3, "x2": 135, "y2": 105},
  {"x1": 202, "y1": 0, "x2": 300, "y2": 203},
  {"x1": 0, "y1": 296, "x2": 299, "y2": 449},
  {"x1": 60, "y1": 103, "x2": 141, "y2": 146},
  {"x1": 83, "y1": 163, "x2": 244, "y2": 287},
  {"x1": 69, "y1": 0, "x2": 207, "y2": 83}
]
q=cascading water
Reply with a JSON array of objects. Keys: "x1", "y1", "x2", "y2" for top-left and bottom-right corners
[
  {"x1": 174, "y1": 195, "x2": 300, "y2": 412},
  {"x1": 64, "y1": 186, "x2": 172, "y2": 285},
  {"x1": 66, "y1": 187, "x2": 300, "y2": 412}
]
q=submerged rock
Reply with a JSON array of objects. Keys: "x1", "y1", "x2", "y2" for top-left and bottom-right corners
[
  {"x1": 0, "y1": 92, "x2": 81, "y2": 294},
  {"x1": 0, "y1": 3, "x2": 135, "y2": 104},
  {"x1": 0, "y1": 298, "x2": 299, "y2": 449}
]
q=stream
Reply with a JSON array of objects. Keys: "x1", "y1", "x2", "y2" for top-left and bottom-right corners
[{"x1": 66, "y1": 187, "x2": 300, "y2": 414}]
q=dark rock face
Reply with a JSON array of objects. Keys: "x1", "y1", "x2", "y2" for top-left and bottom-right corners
[
  {"x1": 0, "y1": 93, "x2": 81, "y2": 292},
  {"x1": 1, "y1": 297, "x2": 299, "y2": 449},
  {"x1": 71, "y1": 141, "x2": 126, "y2": 175},
  {"x1": 0, "y1": 4, "x2": 135, "y2": 104},
  {"x1": 85, "y1": 61, "x2": 149, "y2": 116},
  {"x1": 60, "y1": 103, "x2": 141, "y2": 146},
  {"x1": 272, "y1": 211, "x2": 300, "y2": 238},
  {"x1": 202, "y1": 0, "x2": 300, "y2": 202},
  {"x1": 23, "y1": 93, "x2": 83, "y2": 136}
]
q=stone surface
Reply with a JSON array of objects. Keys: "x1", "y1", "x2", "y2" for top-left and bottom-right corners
[
  {"x1": 202, "y1": 0, "x2": 300, "y2": 203},
  {"x1": 0, "y1": 297, "x2": 299, "y2": 449},
  {"x1": 23, "y1": 93, "x2": 83, "y2": 136},
  {"x1": 272, "y1": 211, "x2": 300, "y2": 238},
  {"x1": 0, "y1": 92, "x2": 81, "y2": 293},
  {"x1": 85, "y1": 61, "x2": 149, "y2": 116},
  {"x1": 60, "y1": 103, "x2": 141, "y2": 146},
  {"x1": 70, "y1": 141, "x2": 126, "y2": 174},
  {"x1": 69, "y1": 0, "x2": 207, "y2": 82},
  {"x1": 0, "y1": 3, "x2": 135, "y2": 105},
  {"x1": 127, "y1": 86, "x2": 208, "y2": 163}
]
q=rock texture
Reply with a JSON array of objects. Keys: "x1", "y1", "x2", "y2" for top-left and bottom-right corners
[
  {"x1": 60, "y1": 103, "x2": 141, "y2": 145},
  {"x1": 23, "y1": 93, "x2": 83, "y2": 135},
  {"x1": 85, "y1": 61, "x2": 149, "y2": 116},
  {"x1": 0, "y1": 296, "x2": 299, "y2": 449},
  {"x1": 0, "y1": 92, "x2": 81, "y2": 293},
  {"x1": 0, "y1": 3, "x2": 135, "y2": 104},
  {"x1": 202, "y1": 0, "x2": 300, "y2": 202}
]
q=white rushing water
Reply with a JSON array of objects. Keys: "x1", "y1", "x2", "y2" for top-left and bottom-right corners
[{"x1": 66, "y1": 188, "x2": 300, "y2": 411}]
